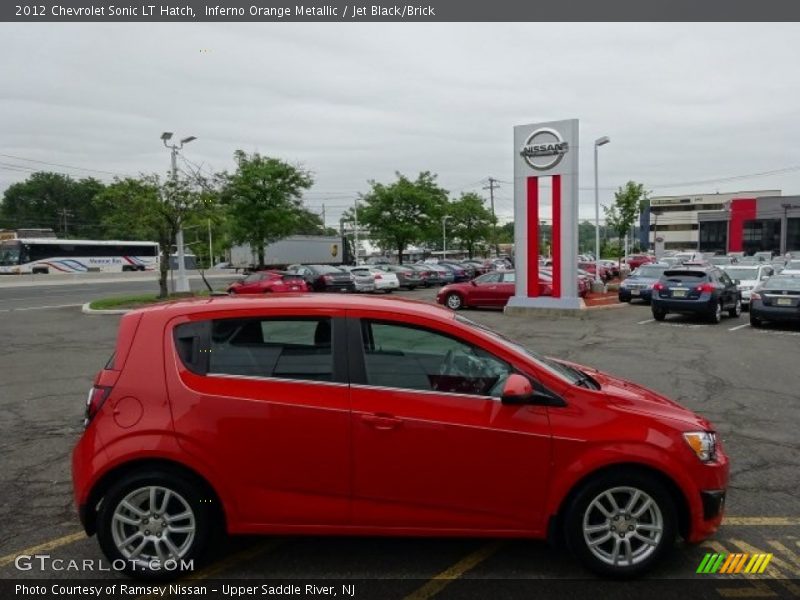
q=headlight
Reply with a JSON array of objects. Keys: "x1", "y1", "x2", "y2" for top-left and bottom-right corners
[{"x1": 683, "y1": 431, "x2": 717, "y2": 462}]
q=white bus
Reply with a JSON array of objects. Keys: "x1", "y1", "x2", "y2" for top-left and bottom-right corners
[{"x1": 0, "y1": 238, "x2": 160, "y2": 274}]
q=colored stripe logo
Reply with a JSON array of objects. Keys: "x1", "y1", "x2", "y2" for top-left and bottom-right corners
[{"x1": 697, "y1": 552, "x2": 772, "y2": 574}]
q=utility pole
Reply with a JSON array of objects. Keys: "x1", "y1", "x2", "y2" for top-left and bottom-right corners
[
  {"x1": 207, "y1": 219, "x2": 213, "y2": 268},
  {"x1": 161, "y1": 131, "x2": 196, "y2": 293},
  {"x1": 353, "y1": 197, "x2": 359, "y2": 265},
  {"x1": 321, "y1": 203, "x2": 326, "y2": 229},
  {"x1": 60, "y1": 208, "x2": 73, "y2": 236},
  {"x1": 483, "y1": 177, "x2": 500, "y2": 256}
]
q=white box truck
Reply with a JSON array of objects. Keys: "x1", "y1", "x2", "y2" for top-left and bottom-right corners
[{"x1": 229, "y1": 235, "x2": 350, "y2": 270}]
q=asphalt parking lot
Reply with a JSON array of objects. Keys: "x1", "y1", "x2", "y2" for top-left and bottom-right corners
[{"x1": 0, "y1": 281, "x2": 798, "y2": 595}]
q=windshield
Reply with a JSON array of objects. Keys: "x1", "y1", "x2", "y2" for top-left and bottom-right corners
[
  {"x1": 635, "y1": 265, "x2": 667, "y2": 278},
  {"x1": 0, "y1": 242, "x2": 21, "y2": 266},
  {"x1": 723, "y1": 267, "x2": 760, "y2": 280},
  {"x1": 455, "y1": 314, "x2": 591, "y2": 387}
]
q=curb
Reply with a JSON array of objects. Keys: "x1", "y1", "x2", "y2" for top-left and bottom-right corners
[{"x1": 81, "y1": 302, "x2": 130, "y2": 315}]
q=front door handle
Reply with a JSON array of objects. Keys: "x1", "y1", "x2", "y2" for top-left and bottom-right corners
[{"x1": 361, "y1": 413, "x2": 403, "y2": 430}]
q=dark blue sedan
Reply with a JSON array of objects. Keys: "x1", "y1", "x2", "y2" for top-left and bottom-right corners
[{"x1": 618, "y1": 264, "x2": 669, "y2": 303}]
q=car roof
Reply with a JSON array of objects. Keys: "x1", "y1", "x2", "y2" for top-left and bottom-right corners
[{"x1": 130, "y1": 294, "x2": 457, "y2": 322}]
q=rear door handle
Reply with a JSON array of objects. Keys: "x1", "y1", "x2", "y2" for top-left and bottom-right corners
[{"x1": 361, "y1": 413, "x2": 403, "y2": 430}]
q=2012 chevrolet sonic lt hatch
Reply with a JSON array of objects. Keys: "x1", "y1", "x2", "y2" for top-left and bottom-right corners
[{"x1": 72, "y1": 295, "x2": 729, "y2": 579}]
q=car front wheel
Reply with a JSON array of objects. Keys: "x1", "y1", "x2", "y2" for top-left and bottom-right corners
[
  {"x1": 565, "y1": 471, "x2": 676, "y2": 578},
  {"x1": 96, "y1": 470, "x2": 213, "y2": 580}
]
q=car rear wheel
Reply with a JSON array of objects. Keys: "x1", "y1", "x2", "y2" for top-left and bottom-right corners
[
  {"x1": 445, "y1": 292, "x2": 464, "y2": 310},
  {"x1": 728, "y1": 299, "x2": 742, "y2": 318},
  {"x1": 565, "y1": 471, "x2": 676, "y2": 578},
  {"x1": 709, "y1": 301, "x2": 723, "y2": 324},
  {"x1": 96, "y1": 470, "x2": 214, "y2": 580},
  {"x1": 750, "y1": 314, "x2": 763, "y2": 327},
  {"x1": 652, "y1": 307, "x2": 667, "y2": 321}
]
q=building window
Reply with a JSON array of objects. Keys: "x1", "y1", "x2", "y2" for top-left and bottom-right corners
[{"x1": 742, "y1": 219, "x2": 781, "y2": 255}]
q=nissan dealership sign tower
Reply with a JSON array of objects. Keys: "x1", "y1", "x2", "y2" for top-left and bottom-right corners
[{"x1": 506, "y1": 119, "x2": 581, "y2": 312}]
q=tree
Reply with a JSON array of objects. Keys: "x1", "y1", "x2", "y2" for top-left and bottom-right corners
[
  {"x1": 357, "y1": 171, "x2": 448, "y2": 264},
  {"x1": 603, "y1": 181, "x2": 648, "y2": 258},
  {"x1": 0, "y1": 172, "x2": 106, "y2": 237},
  {"x1": 219, "y1": 151, "x2": 315, "y2": 267},
  {"x1": 95, "y1": 173, "x2": 215, "y2": 298},
  {"x1": 445, "y1": 193, "x2": 496, "y2": 258}
]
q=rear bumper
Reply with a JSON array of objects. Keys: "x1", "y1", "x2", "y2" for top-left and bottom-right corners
[
  {"x1": 750, "y1": 302, "x2": 800, "y2": 322},
  {"x1": 652, "y1": 296, "x2": 714, "y2": 314}
]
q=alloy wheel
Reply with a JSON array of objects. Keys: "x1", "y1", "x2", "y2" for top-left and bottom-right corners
[
  {"x1": 582, "y1": 486, "x2": 664, "y2": 567},
  {"x1": 111, "y1": 485, "x2": 196, "y2": 567}
]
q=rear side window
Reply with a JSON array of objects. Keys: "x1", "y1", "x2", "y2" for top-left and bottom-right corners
[{"x1": 208, "y1": 317, "x2": 333, "y2": 382}]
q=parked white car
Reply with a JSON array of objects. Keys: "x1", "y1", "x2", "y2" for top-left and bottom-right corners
[
  {"x1": 780, "y1": 259, "x2": 800, "y2": 276},
  {"x1": 362, "y1": 266, "x2": 400, "y2": 292},
  {"x1": 339, "y1": 266, "x2": 376, "y2": 293},
  {"x1": 720, "y1": 264, "x2": 775, "y2": 306}
]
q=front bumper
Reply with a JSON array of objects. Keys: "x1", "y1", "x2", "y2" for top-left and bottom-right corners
[{"x1": 619, "y1": 288, "x2": 653, "y2": 301}]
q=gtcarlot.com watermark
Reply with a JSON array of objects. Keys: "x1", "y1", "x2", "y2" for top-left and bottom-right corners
[{"x1": 14, "y1": 553, "x2": 194, "y2": 573}]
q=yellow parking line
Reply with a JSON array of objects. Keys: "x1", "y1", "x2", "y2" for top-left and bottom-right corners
[
  {"x1": 725, "y1": 517, "x2": 800, "y2": 526},
  {"x1": 765, "y1": 540, "x2": 800, "y2": 572},
  {"x1": 729, "y1": 539, "x2": 800, "y2": 595},
  {"x1": 403, "y1": 542, "x2": 503, "y2": 600},
  {"x1": 0, "y1": 531, "x2": 85, "y2": 568}
]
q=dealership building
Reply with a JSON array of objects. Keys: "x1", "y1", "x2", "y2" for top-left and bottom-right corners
[{"x1": 638, "y1": 190, "x2": 800, "y2": 255}]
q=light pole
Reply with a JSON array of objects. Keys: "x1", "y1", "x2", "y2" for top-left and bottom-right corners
[
  {"x1": 594, "y1": 136, "x2": 610, "y2": 289},
  {"x1": 442, "y1": 216, "x2": 452, "y2": 260},
  {"x1": 161, "y1": 131, "x2": 196, "y2": 293}
]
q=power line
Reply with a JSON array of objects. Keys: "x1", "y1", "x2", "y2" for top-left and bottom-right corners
[{"x1": 0, "y1": 152, "x2": 128, "y2": 177}]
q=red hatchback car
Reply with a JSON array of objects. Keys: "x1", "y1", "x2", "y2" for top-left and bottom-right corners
[
  {"x1": 73, "y1": 295, "x2": 728, "y2": 579},
  {"x1": 227, "y1": 270, "x2": 309, "y2": 294}
]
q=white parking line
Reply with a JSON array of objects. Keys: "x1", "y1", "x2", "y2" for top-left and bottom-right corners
[
  {"x1": 637, "y1": 319, "x2": 655, "y2": 325},
  {"x1": 728, "y1": 323, "x2": 751, "y2": 331}
]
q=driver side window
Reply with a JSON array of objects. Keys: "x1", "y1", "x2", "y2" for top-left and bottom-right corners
[{"x1": 360, "y1": 321, "x2": 511, "y2": 397}]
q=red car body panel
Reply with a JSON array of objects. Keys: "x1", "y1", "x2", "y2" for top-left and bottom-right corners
[
  {"x1": 435, "y1": 272, "x2": 550, "y2": 308},
  {"x1": 72, "y1": 295, "x2": 728, "y2": 545}
]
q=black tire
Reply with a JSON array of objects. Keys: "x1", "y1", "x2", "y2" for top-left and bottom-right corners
[
  {"x1": 32, "y1": 267, "x2": 49, "y2": 275},
  {"x1": 619, "y1": 296, "x2": 630, "y2": 303},
  {"x1": 445, "y1": 292, "x2": 464, "y2": 310},
  {"x1": 708, "y1": 300, "x2": 723, "y2": 324},
  {"x1": 564, "y1": 470, "x2": 677, "y2": 578},
  {"x1": 652, "y1": 307, "x2": 667, "y2": 321},
  {"x1": 96, "y1": 469, "x2": 215, "y2": 580},
  {"x1": 728, "y1": 298, "x2": 742, "y2": 319},
  {"x1": 408, "y1": 286, "x2": 417, "y2": 291},
  {"x1": 750, "y1": 314, "x2": 763, "y2": 328}
]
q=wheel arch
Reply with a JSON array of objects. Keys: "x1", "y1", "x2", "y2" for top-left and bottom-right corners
[
  {"x1": 547, "y1": 462, "x2": 690, "y2": 547},
  {"x1": 82, "y1": 458, "x2": 227, "y2": 537}
]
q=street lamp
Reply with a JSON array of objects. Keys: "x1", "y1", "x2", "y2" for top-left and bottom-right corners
[
  {"x1": 161, "y1": 131, "x2": 197, "y2": 293},
  {"x1": 594, "y1": 136, "x2": 610, "y2": 289},
  {"x1": 442, "y1": 216, "x2": 452, "y2": 260}
]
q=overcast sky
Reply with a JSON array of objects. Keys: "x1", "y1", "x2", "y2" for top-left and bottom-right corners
[{"x1": 2, "y1": 22, "x2": 800, "y2": 226}]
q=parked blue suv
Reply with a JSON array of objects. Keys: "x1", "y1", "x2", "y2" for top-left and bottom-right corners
[{"x1": 651, "y1": 266, "x2": 742, "y2": 324}]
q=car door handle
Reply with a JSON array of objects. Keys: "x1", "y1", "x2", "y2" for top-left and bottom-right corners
[{"x1": 361, "y1": 413, "x2": 403, "y2": 430}]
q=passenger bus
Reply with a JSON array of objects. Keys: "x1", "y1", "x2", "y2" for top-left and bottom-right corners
[{"x1": 0, "y1": 238, "x2": 160, "y2": 274}]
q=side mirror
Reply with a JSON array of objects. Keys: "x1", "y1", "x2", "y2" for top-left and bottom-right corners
[{"x1": 500, "y1": 374, "x2": 533, "y2": 404}]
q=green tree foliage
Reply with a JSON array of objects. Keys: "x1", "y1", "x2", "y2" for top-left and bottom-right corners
[
  {"x1": 357, "y1": 171, "x2": 448, "y2": 264},
  {"x1": 603, "y1": 181, "x2": 648, "y2": 258},
  {"x1": 446, "y1": 192, "x2": 496, "y2": 258},
  {"x1": 219, "y1": 151, "x2": 315, "y2": 266},
  {"x1": 0, "y1": 172, "x2": 106, "y2": 237},
  {"x1": 95, "y1": 173, "x2": 215, "y2": 298}
]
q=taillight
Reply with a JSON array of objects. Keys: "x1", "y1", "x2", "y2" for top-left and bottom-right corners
[
  {"x1": 750, "y1": 291, "x2": 761, "y2": 301},
  {"x1": 84, "y1": 385, "x2": 111, "y2": 427},
  {"x1": 653, "y1": 282, "x2": 665, "y2": 291},
  {"x1": 322, "y1": 275, "x2": 333, "y2": 283},
  {"x1": 695, "y1": 283, "x2": 715, "y2": 293},
  {"x1": 374, "y1": 273, "x2": 382, "y2": 279}
]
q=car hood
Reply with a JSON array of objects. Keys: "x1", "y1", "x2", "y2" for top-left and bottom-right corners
[{"x1": 557, "y1": 360, "x2": 713, "y2": 431}]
